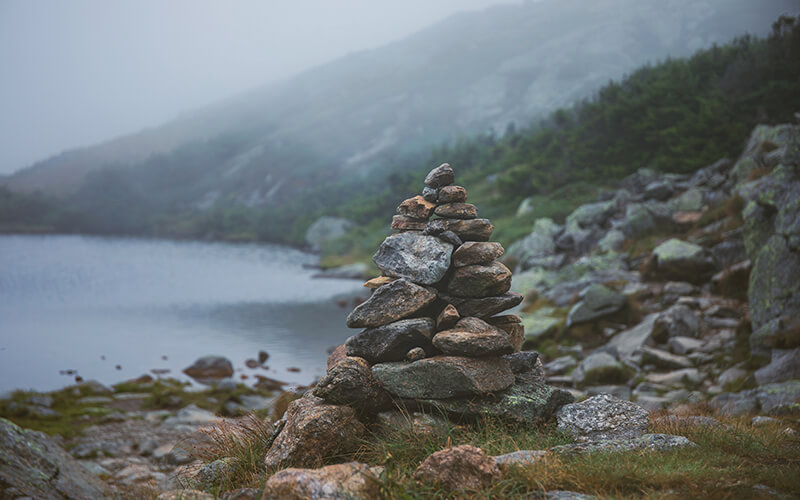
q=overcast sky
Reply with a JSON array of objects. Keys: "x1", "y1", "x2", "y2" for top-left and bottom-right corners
[{"x1": 0, "y1": 0, "x2": 517, "y2": 174}]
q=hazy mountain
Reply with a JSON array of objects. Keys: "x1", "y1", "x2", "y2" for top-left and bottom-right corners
[{"x1": 5, "y1": 0, "x2": 796, "y2": 206}]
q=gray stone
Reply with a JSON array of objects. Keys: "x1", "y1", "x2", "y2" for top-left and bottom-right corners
[
  {"x1": 718, "y1": 366, "x2": 748, "y2": 388},
  {"x1": 422, "y1": 186, "x2": 439, "y2": 203},
  {"x1": 0, "y1": 418, "x2": 110, "y2": 499},
  {"x1": 545, "y1": 356, "x2": 578, "y2": 376},
  {"x1": 371, "y1": 356, "x2": 514, "y2": 399},
  {"x1": 668, "y1": 336, "x2": 704, "y2": 355},
  {"x1": 424, "y1": 163, "x2": 454, "y2": 188},
  {"x1": 644, "y1": 180, "x2": 674, "y2": 201},
  {"x1": 754, "y1": 348, "x2": 800, "y2": 385},
  {"x1": 608, "y1": 314, "x2": 658, "y2": 361},
  {"x1": 711, "y1": 239, "x2": 747, "y2": 270},
  {"x1": 346, "y1": 279, "x2": 437, "y2": 328},
  {"x1": 597, "y1": 230, "x2": 626, "y2": 253},
  {"x1": 651, "y1": 305, "x2": 701, "y2": 342},
  {"x1": 710, "y1": 380, "x2": 800, "y2": 416},
  {"x1": 543, "y1": 491, "x2": 598, "y2": 500},
  {"x1": 373, "y1": 232, "x2": 453, "y2": 285},
  {"x1": 446, "y1": 261, "x2": 512, "y2": 298},
  {"x1": 566, "y1": 201, "x2": 615, "y2": 229},
  {"x1": 566, "y1": 284, "x2": 626, "y2": 327},
  {"x1": 585, "y1": 385, "x2": 631, "y2": 400},
  {"x1": 647, "y1": 239, "x2": 716, "y2": 284},
  {"x1": 492, "y1": 450, "x2": 548, "y2": 467},
  {"x1": 438, "y1": 292, "x2": 524, "y2": 319},
  {"x1": 663, "y1": 281, "x2": 697, "y2": 296},
  {"x1": 438, "y1": 230, "x2": 463, "y2": 246},
  {"x1": 305, "y1": 216, "x2": 355, "y2": 252},
  {"x1": 345, "y1": 318, "x2": 435, "y2": 363},
  {"x1": 502, "y1": 351, "x2": 540, "y2": 374},
  {"x1": 749, "y1": 234, "x2": 800, "y2": 331},
  {"x1": 551, "y1": 434, "x2": 695, "y2": 454},
  {"x1": 646, "y1": 368, "x2": 703, "y2": 388},
  {"x1": 574, "y1": 352, "x2": 631, "y2": 386},
  {"x1": 556, "y1": 394, "x2": 650, "y2": 442},
  {"x1": 312, "y1": 357, "x2": 391, "y2": 414},
  {"x1": 640, "y1": 346, "x2": 693, "y2": 370}
]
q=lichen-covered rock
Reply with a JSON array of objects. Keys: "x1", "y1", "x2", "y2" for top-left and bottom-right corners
[
  {"x1": 346, "y1": 279, "x2": 437, "y2": 328},
  {"x1": 312, "y1": 357, "x2": 391, "y2": 414},
  {"x1": 556, "y1": 394, "x2": 650, "y2": 442},
  {"x1": 422, "y1": 379, "x2": 574, "y2": 426},
  {"x1": 748, "y1": 234, "x2": 800, "y2": 331},
  {"x1": 452, "y1": 241, "x2": 504, "y2": 267},
  {"x1": 646, "y1": 239, "x2": 716, "y2": 284},
  {"x1": 414, "y1": 445, "x2": 502, "y2": 491},
  {"x1": 371, "y1": 356, "x2": 514, "y2": 399},
  {"x1": 446, "y1": 261, "x2": 512, "y2": 298},
  {"x1": 264, "y1": 395, "x2": 367, "y2": 469},
  {"x1": 551, "y1": 434, "x2": 695, "y2": 454},
  {"x1": 438, "y1": 292, "x2": 524, "y2": 319},
  {"x1": 345, "y1": 318, "x2": 435, "y2": 363},
  {"x1": 566, "y1": 284, "x2": 626, "y2": 327},
  {"x1": 0, "y1": 417, "x2": 110, "y2": 499},
  {"x1": 373, "y1": 232, "x2": 453, "y2": 285},
  {"x1": 262, "y1": 462, "x2": 381, "y2": 500}
]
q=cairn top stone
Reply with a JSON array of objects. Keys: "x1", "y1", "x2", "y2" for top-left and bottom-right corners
[
  {"x1": 424, "y1": 163, "x2": 455, "y2": 188},
  {"x1": 373, "y1": 232, "x2": 453, "y2": 285}
]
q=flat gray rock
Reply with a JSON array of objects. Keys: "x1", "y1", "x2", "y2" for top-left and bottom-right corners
[
  {"x1": 551, "y1": 434, "x2": 695, "y2": 454},
  {"x1": 346, "y1": 279, "x2": 437, "y2": 328},
  {"x1": 345, "y1": 318, "x2": 435, "y2": 363},
  {"x1": 372, "y1": 356, "x2": 514, "y2": 399},
  {"x1": 566, "y1": 284, "x2": 626, "y2": 327},
  {"x1": 373, "y1": 232, "x2": 453, "y2": 285}
]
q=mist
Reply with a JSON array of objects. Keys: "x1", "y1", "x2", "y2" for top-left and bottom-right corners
[{"x1": 0, "y1": 0, "x2": 516, "y2": 174}]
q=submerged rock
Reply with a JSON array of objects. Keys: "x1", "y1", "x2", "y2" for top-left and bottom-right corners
[{"x1": 182, "y1": 355, "x2": 234, "y2": 380}]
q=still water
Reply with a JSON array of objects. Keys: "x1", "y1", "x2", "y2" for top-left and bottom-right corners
[{"x1": 0, "y1": 235, "x2": 365, "y2": 393}]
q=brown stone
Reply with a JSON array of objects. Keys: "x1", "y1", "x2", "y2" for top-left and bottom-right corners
[
  {"x1": 452, "y1": 241, "x2": 505, "y2": 267},
  {"x1": 264, "y1": 395, "x2": 367, "y2": 469},
  {"x1": 432, "y1": 327, "x2": 514, "y2": 357},
  {"x1": 436, "y1": 304, "x2": 460, "y2": 330},
  {"x1": 327, "y1": 345, "x2": 347, "y2": 369},
  {"x1": 346, "y1": 279, "x2": 437, "y2": 328},
  {"x1": 439, "y1": 292, "x2": 524, "y2": 319},
  {"x1": 262, "y1": 462, "x2": 381, "y2": 500},
  {"x1": 444, "y1": 218, "x2": 493, "y2": 242},
  {"x1": 487, "y1": 315, "x2": 524, "y2": 352},
  {"x1": 446, "y1": 261, "x2": 512, "y2": 298},
  {"x1": 397, "y1": 195, "x2": 436, "y2": 219},
  {"x1": 313, "y1": 357, "x2": 391, "y2": 414},
  {"x1": 363, "y1": 276, "x2": 394, "y2": 289},
  {"x1": 391, "y1": 215, "x2": 426, "y2": 231},
  {"x1": 406, "y1": 347, "x2": 427, "y2": 362},
  {"x1": 414, "y1": 445, "x2": 502, "y2": 491},
  {"x1": 435, "y1": 203, "x2": 478, "y2": 220},
  {"x1": 438, "y1": 185, "x2": 467, "y2": 203}
]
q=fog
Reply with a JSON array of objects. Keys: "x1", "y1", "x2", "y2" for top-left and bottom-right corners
[{"x1": 0, "y1": 0, "x2": 517, "y2": 174}]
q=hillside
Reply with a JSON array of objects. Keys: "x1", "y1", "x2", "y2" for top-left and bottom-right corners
[{"x1": 3, "y1": 0, "x2": 793, "y2": 206}]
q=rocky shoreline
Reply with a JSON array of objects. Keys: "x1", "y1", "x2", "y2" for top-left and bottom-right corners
[{"x1": 2, "y1": 123, "x2": 799, "y2": 499}]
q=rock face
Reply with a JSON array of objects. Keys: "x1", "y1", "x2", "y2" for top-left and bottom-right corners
[
  {"x1": 262, "y1": 462, "x2": 381, "y2": 500},
  {"x1": 372, "y1": 356, "x2": 515, "y2": 399},
  {"x1": 0, "y1": 417, "x2": 110, "y2": 499},
  {"x1": 414, "y1": 445, "x2": 502, "y2": 491},
  {"x1": 346, "y1": 279, "x2": 436, "y2": 328},
  {"x1": 182, "y1": 355, "x2": 234, "y2": 380},
  {"x1": 556, "y1": 394, "x2": 650, "y2": 442},
  {"x1": 264, "y1": 395, "x2": 366, "y2": 469},
  {"x1": 373, "y1": 232, "x2": 453, "y2": 285},
  {"x1": 345, "y1": 318, "x2": 435, "y2": 363}
]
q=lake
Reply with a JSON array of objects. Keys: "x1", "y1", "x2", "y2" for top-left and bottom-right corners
[{"x1": 0, "y1": 235, "x2": 366, "y2": 393}]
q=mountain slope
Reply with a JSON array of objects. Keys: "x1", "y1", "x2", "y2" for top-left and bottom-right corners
[{"x1": 5, "y1": 0, "x2": 795, "y2": 204}]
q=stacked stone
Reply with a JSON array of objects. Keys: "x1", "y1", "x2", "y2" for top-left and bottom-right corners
[{"x1": 313, "y1": 163, "x2": 572, "y2": 425}]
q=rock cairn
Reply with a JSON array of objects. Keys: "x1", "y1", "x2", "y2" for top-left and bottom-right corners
[{"x1": 312, "y1": 163, "x2": 573, "y2": 426}]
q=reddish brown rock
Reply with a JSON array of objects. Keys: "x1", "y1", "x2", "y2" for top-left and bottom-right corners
[
  {"x1": 438, "y1": 185, "x2": 467, "y2": 203},
  {"x1": 264, "y1": 395, "x2": 367, "y2": 469},
  {"x1": 436, "y1": 304, "x2": 461, "y2": 330},
  {"x1": 391, "y1": 215, "x2": 427, "y2": 231},
  {"x1": 414, "y1": 445, "x2": 502, "y2": 491},
  {"x1": 452, "y1": 241, "x2": 505, "y2": 267},
  {"x1": 487, "y1": 315, "x2": 524, "y2": 352},
  {"x1": 435, "y1": 203, "x2": 478, "y2": 220},
  {"x1": 262, "y1": 462, "x2": 381, "y2": 500},
  {"x1": 446, "y1": 261, "x2": 512, "y2": 298},
  {"x1": 326, "y1": 346, "x2": 348, "y2": 370},
  {"x1": 397, "y1": 195, "x2": 436, "y2": 219},
  {"x1": 444, "y1": 218, "x2": 494, "y2": 242}
]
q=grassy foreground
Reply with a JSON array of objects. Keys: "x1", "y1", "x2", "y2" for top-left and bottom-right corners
[{"x1": 188, "y1": 406, "x2": 800, "y2": 499}]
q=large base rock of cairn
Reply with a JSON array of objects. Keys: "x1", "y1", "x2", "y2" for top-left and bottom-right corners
[{"x1": 265, "y1": 164, "x2": 575, "y2": 467}]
